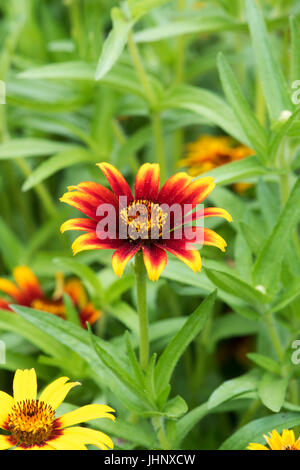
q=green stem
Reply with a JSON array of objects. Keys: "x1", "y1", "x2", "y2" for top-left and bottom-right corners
[
  {"x1": 134, "y1": 251, "x2": 149, "y2": 370},
  {"x1": 152, "y1": 416, "x2": 171, "y2": 450},
  {"x1": 265, "y1": 311, "x2": 284, "y2": 361},
  {"x1": 152, "y1": 112, "x2": 167, "y2": 182},
  {"x1": 127, "y1": 32, "x2": 156, "y2": 107}
]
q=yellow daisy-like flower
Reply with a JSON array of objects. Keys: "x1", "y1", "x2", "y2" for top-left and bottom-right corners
[
  {"x1": 248, "y1": 429, "x2": 300, "y2": 450},
  {"x1": 180, "y1": 135, "x2": 255, "y2": 195},
  {"x1": 0, "y1": 369, "x2": 115, "y2": 450}
]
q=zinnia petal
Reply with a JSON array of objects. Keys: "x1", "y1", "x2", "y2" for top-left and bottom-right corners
[
  {"x1": 60, "y1": 218, "x2": 97, "y2": 233},
  {"x1": 142, "y1": 244, "x2": 167, "y2": 281},
  {"x1": 13, "y1": 266, "x2": 43, "y2": 300},
  {"x1": 61, "y1": 426, "x2": 114, "y2": 450},
  {"x1": 158, "y1": 172, "x2": 192, "y2": 206},
  {"x1": 68, "y1": 181, "x2": 118, "y2": 208},
  {"x1": 0, "y1": 435, "x2": 14, "y2": 450},
  {"x1": 134, "y1": 163, "x2": 160, "y2": 201},
  {"x1": 162, "y1": 240, "x2": 202, "y2": 273},
  {"x1": 175, "y1": 176, "x2": 215, "y2": 206},
  {"x1": 247, "y1": 443, "x2": 269, "y2": 450},
  {"x1": 0, "y1": 278, "x2": 21, "y2": 301},
  {"x1": 13, "y1": 368, "x2": 37, "y2": 403},
  {"x1": 0, "y1": 391, "x2": 14, "y2": 429},
  {"x1": 97, "y1": 162, "x2": 133, "y2": 200},
  {"x1": 39, "y1": 377, "x2": 80, "y2": 410},
  {"x1": 183, "y1": 207, "x2": 233, "y2": 224},
  {"x1": 60, "y1": 191, "x2": 101, "y2": 220},
  {"x1": 48, "y1": 434, "x2": 87, "y2": 450},
  {"x1": 57, "y1": 404, "x2": 115, "y2": 428},
  {"x1": 0, "y1": 298, "x2": 11, "y2": 310},
  {"x1": 112, "y1": 243, "x2": 141, "y2": 277},
  {"x1": 72, "y1": 233, "x2": 122, "y2": 255}
]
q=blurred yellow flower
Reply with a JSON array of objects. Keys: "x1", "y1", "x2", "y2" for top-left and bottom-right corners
[
  {"x1": 180, "y1": 135, "x2": 255, "y2": 177},
  {"x1": 248, "y1": 429, "x2": 300, "y2": 450}
]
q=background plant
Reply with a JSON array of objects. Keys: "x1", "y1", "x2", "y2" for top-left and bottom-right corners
[{"x1": 0, "y1": 0, "x2": 300, "y2": 450}]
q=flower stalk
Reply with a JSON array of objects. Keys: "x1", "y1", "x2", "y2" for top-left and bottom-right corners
[{"x1": 134, "y1": 250, "x2": 149, "y2": 370}]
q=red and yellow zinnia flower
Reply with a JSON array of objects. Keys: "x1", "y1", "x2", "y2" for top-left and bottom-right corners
[
  {"x1": 248, "y1": 429, "x2": 300, "y2": 450},
  {"x1": 0, "y1": 368, "x2": 115, "y2": 450},
  {"x1": 0, "y1": 266, "x2": 100, "y2": 328},
  {"x1": 60, "y1": 162, "x2": 232, "y2": 281}
]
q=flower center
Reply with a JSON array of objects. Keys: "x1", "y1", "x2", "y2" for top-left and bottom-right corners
[
  {"x1": 7, "y1": 399, "x2": 55, "y2": 448},
  {"x1": 120, "y1": 199, "x2": 168, "y2": 241}
]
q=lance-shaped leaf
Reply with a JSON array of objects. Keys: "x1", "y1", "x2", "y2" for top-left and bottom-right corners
[
  {"x1": 154, "y1": 291, "x2": 216, "y2": 396},
  {"x1": 208, "y1": 370, "x2": 261, "y2": 409},
  {"x1": 253, "y1": 179, "x2": 300, "y2": 294},
  {"x1": 22, "y1": 147, "x2": 94, "y2": 190},
  {"x1": 290, "y1": 16, "x2": 300, "y2": 83},
  {"x1": 246, "y1": 0, "x2": 291, "y2": 120},
  {"x1": 205, "y1": 268, "x2": 270, "y2": 305},
  {"x1": 217, "y1": 53, "x2": 268, "y2": 160},
  {"x1": 95, "y1": 8, "x2": 133, "y2": 81},
  {"x1": 198, "y1": 155, "x2": 272, "y2": 186},
  {"x1": 247, "y1": 353, "x2": 281, "y2": 375},
  {"x1": 258, "y1": 372, "x2": 288, "y2": 413},
  {"x1": 13, "y1": 306, "x2": 153, "y2": 414},
  {"x1": 163, "y1": 85, "x2": 248, "y2": 144}
]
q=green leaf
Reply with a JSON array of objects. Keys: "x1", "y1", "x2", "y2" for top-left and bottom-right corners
[
  {"x1": 176, "y1": 402, "x2": 209, "y2": 445},
  {"x1": 253, "y1": 179, "x2": 300, "y2": 294},
  {"x1": 95, "y1": 8, "x2": 133, "y2": 81},
  {"x1": 247, "y1": 353, "x2": 281, "y2": 375},
  {"x1": 199, "y1": 155, "x2": 272, "y2": 186},
  {"x1": 20, "y1": 61, "x2": 162, "y2": 102},
  {"x1": 220, "y1": 412, "x2": 300, "y2": 449},
  {"x1": 14, "y1": 306, "x2": 151, "y2": 414},
  {"x1": 258, "y1": 372, "x2": 288, "y2": 412},
  {"x1": 22, "y1": 147, "x2": 94, "y2": 190},
  {"x1": 163, "y1": 395, "x2": 188, "y2": 419},
  {"x1": 217, "y1": 53, "x2": 268, "y2": 159},
  {"x1": 163, "y1": 85, "x2": 248, "y2": 145},
  {"x1": 125, "y1": 331, "x2": 145, "y2": 387},
  {"x1": 105, "y1": 274, "x2": 135, "y2": 304},
  {"x1": 129, "y1": 0, "x2": 173, "y2": 19},
  {"x1": 290, "y1": 16, "x2": 300, "y2": 83},
  {"x1": 134, "y1": 10, "x2": 242, "y2": 43},
  {"x1": 88, "y1": 326, "x2": 155, "y2": 409},
  {"x1": 63, "y1": 294, "x2": 81, "y2": 327},
  {"x1": 245, "y1": 0, "x2": 291, "y2": 120},
  {"x1": 257, "y1": 180, "x2": 280, "y2": 232},
  {"x1": 234, "y1": 231, "x2": 253, "y2": 281},
  {"x1": 268, "y1": 108, "x2": 300, "y2": 164},
  {"x1": 7, "y1": 78, "x2": 90, "y2": 112},
  {"x1": 0, "y1": 218, "x2": 24, "y2": 269},
  {"x1": 271, "y1": 278, "x2": 300, "y2": 313},
  {"x1": 92, "y1": 415, "x2": 157, "y2": 448},
  {"x1": 154, "y1": 291, "x2": 216, "y2": 396},
  {"x1": 205, "y1": 268, "x2": 270, "y2": 305},
  {"x1": 0, "y1": 138, "x2": 74, "y2": 160},
  {"x1": 107, "y1": 302, "x2": 138, "y2": 334},
  {"x1": 208, "y1": 370, "x2": 260, "y2": 409},
  {"x1": 239, "y1": 221, "x2": 264, "y2": 254},
  {"x1": 0, "y1": 308, "x2": 68, "y2": 359}
]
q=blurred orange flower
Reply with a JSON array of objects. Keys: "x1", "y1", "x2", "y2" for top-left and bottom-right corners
[{"x1": 0, "y1": 266, "x2": 100, "y2": 328}]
